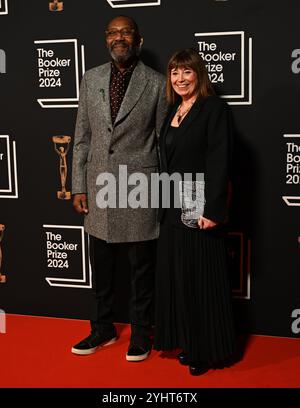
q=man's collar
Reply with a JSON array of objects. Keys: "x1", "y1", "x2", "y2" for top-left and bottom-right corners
[{"x1": 110, "y1": 58, "x2": 138, "y2": 75}]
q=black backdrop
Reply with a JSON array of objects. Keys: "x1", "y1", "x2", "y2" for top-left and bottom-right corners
[{"x1": 0, "y1": 0, "x2": 300, "y2": 338}]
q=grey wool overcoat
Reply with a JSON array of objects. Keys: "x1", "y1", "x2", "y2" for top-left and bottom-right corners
[{"x1": 72, "y1": 60, "x2": 167, "y2": 242}]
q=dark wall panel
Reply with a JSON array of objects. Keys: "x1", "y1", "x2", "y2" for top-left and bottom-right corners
[{"x1": 0, "y1": 0, "x2": 299, "y2": 338}]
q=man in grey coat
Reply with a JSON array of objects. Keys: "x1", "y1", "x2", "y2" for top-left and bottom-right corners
[{"x1": 71, "y1": 15, "x2": 167, "y2": 361}]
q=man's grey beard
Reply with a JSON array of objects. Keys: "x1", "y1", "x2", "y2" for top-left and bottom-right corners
[{"x1": 109, "y1": 41, "x2": 141, "y2": 64}]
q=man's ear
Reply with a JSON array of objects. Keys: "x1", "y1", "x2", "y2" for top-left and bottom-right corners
[{"x1": 139, "y1": 37, "x2": 144, "y2": 48}]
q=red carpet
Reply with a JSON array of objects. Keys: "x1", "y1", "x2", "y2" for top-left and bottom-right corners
[{"x1": 0, "y1": 314, "x2": 300, "y2": 388}]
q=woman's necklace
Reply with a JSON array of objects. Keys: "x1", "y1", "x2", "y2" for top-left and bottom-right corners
[{"x1": 176, "y1": 100, "x2": 195, "y2": 124}]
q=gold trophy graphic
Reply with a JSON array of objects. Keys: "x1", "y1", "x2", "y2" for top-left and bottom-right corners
[
  {"x1": 52, "y1": 136, "x2": 71, "y2": 200},
  {"x1": 0, "y1": 224, "x2": 5, "y2": 283},
  {"x1": 49, "y1": 0, "x2": 63, "y2": 12}
]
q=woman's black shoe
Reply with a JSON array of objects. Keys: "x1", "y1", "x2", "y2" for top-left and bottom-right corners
[
  {"x1": 177, "y1": 351, "x2": 189, "y2": 366},
  {"x1": 189, "y1": 364, "x2": 210, "y2": 376}
]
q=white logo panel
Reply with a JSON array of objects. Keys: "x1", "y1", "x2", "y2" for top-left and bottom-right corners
[
  {"x1": 34, "y1": 39, "x2": 85, "y2": 109},
  {"x1": 194, "y1": 31, "x2": 253, "y2": 105},
  {"x1": 0, "y1": 0, "x2": 8, "y2": 15},
  {"x1": 44, "y1": 224, "x2": 92, "y2": 288},
  {"x1": 282, "y1": 134, "x2": 300, "y2": 206},
  {"x1": 107, "y1": 0, "x2": 160, "y2": 7},
  {"x1": 0, "y1": 135, "x2": 19, "y2": 199}
]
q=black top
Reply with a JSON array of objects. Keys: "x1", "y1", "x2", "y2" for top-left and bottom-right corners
[
  {"x1": 165, "y1": 125, "x2": 179, "y2": 162},
  {"x1": 158, "y1": 96, "x2": 233, "y2": 225}
]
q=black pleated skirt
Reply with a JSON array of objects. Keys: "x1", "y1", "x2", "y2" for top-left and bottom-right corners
[{"x1": 154, "y1": 211, "x2": 236, "y2": 366}]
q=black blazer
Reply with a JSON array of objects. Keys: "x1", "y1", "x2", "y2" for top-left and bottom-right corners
[{"x1": 158, "y1": 95, "x2": 232, "y2": 226}]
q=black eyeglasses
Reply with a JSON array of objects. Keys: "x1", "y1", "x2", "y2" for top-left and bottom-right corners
[{"x1": 105, "y1": 28, "x2": 135, "y2": 39}]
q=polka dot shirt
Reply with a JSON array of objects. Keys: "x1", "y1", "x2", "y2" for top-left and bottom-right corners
[{"x1": 109, "y1": 61, "x2": 137, "y2": 124}]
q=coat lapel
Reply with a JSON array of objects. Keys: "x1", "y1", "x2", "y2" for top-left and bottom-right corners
[
  {"x1": 114, "y1": 60, "x2": 148, "y2": 126},
  {"x1": 161, "y1": 97, "x2": 208, "y2": 168},
  {"x1": 174, "y1": 98, "x2": 206, "y2": 139},
  {"x1": 92, "y1": 63, "x2": 112, "y2": 127}
]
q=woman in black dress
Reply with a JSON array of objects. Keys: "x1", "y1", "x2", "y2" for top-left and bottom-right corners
[{"x1": 154, "y1": 49, "x2": 236, "y2": 375}]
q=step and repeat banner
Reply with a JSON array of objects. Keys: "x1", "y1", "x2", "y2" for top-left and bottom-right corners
[{"x1": 0, "y1": 0, "x2": 299, "y2": 337}]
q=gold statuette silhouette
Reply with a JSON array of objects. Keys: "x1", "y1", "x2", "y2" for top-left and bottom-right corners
[
  {"x1": 0, "y1": 224, "x2": 5, "y2": 283},
  {"x1": 49, "y1": 0, "x2": 63, "y2": 11},
  {"x1": 53, "y1": 136, "x2": 71, "y2": 200}
]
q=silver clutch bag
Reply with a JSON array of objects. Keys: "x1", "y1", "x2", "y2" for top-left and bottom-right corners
[{"x1": 179, "y1": 180, "x2": 205, "y2": 228}]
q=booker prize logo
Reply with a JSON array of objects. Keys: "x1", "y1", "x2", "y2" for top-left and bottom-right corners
[
  {"x1": 0, "y1": 49, "x2": 6, "y2": 73},
  {"x1": 49, "y1": 0, "x2": 63, "y2": 11},
  {"x1": 106, "y1": 0, "x2": 161, "y2": 7},
  {"x1": 43, "y1": 225, "x2": 91, "y2": 288},
  {"x1": 194, "y1": 31, "x2": 252, "y2": 105},
  {"x1": 282, "y1": 134, "x2": 300, "y2": 206},
  {"x1": 52, "y1": 136, "x2": 71, "y2": 200},
  {"x1": 0, "y1": 0, "x2": 8, "y2": 15},
  {"x1": 34, "y1": 39, "x2": 85, "y2": 108},
  {"x1": 0, "y1": 135, "x2": 19, "y2": 199},
  {"x1": 0, "y1": 224, "x2": 5, "y2": 283}
]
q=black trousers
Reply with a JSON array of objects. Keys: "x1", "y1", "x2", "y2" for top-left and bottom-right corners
[{"x1": 89, "y1": 235, "x2": 156, "y2": 340}]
